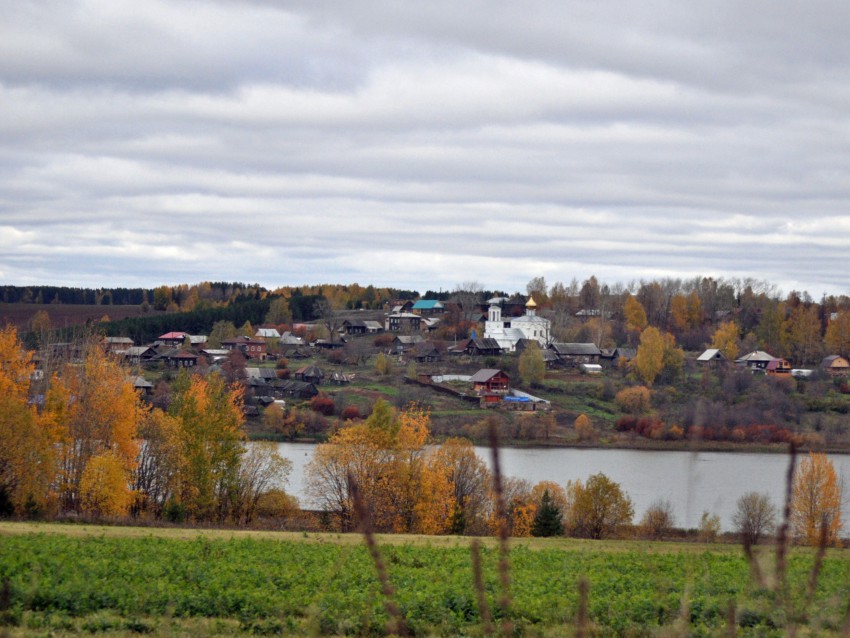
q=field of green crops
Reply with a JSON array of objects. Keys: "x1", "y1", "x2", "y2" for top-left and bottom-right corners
[{"x1": 1, "y1": 523, "x2": 848, "y2": 636}]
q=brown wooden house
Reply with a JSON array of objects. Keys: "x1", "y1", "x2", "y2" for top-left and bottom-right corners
[
  {"x1": 821, "y1": 355, "x2": 850, "y2": 377},
  {"x1": 470, "y1": 369, "x2": 510, "y2": 394},
  {"x1": 221, "y1": 336, "x2": 267, "y2": 360}
]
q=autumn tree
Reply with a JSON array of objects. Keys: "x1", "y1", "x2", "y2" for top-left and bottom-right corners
[
  {"x1": 639, "y1": 499, "x2": 675, "y2": 540},
  {"x1": 306, "y1": 401, "x2": 452, "y2": 534},
  {"x1": 732, "y1": 491, "x2": 776, "y2": 546},
  {"x1": 574, "y1": 413, "x2": 595, "y2": 442},
  {"x1": 791, "y1": 452, "x2": 843, "y2": 546},
  {"x1": 518, "y1": 341, "x2": 545, "y2": 387},
  {"x1": 786, "y1": 304, "x2": 823, "y2": 365},
  {"x1": 79, "y1": 451, "x2": 134, "y2": 517},
  {"x1": 133, "y1": 408, "x2": 183, "y2": 515},
  {"x1": 207, "y1": 320, "x2": 237, "y2": 348},
  {"x1": 825, "y1": 311, "x2": 850, "y2": 357},
  {"x1": 0, "y1": 326, "x2": 59, "y2": 515},
  {"x1": 615, "y1": 385, "x2": 651, "y2": 415},
  {"x1": 432, "y1": 437, "x2": 492, "y2": 535},
  {"x1": 632, "y1": 326, "x2": 683, "y2": 386},
  {"x1": 233, "y1": 441, "x2": 292, "y2": 524},
  {"x1": 168, "y1": 371, "x2": 245, "y2": 521},
  {"x1": 565, "y1": 473, "x2": 634, "y2": 539},
  {"x1": 51, "y1": 344, "x2": 143, "y2": 512},
  {"x1": 710, "y1": 320, "x2": 740, "y2": 361},
  {"x1": 670, "y1": 292, "x2": 702, "y2": 332},
  {"x1": 264, "y1": 296, "x2": 292, "y2": 325},
  {"x1": 374, "y1": 352, "x2": 393, "y2": 376},
  {"x1": 624, "y1": 295, "x2": 648, "y2": 335}
]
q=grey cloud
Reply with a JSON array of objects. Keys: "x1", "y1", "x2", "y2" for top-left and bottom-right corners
[{"x1": 1, "y1": 1, "x2": 849, "y2": 296}]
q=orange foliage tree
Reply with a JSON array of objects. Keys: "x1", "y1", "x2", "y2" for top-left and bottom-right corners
[
  {"x1": 307, "y1": 400, "x2": 456, "y2": 534},
  {"x1": 791, "y1": 452, "x2": 843, "y2": 546},
  {"x1": 48, "y1": 343, "x2": 143, "y2": 513},
  {"x1": 0, "y1": 326, "x2": 61, "y2": 514}
]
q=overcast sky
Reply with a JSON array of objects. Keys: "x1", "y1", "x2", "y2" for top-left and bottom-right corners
[{"x1": 2, "y1": 0, "x2": 849, "y2": 296}]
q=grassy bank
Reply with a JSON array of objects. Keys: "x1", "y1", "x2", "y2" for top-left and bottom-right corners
[{"x1": 1, "y1": 522, "x2": 849, "y2": 636}]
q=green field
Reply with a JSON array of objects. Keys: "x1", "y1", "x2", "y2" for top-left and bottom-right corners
[{"x1": 1, "y1": 523, "x2": 848, "y2": 636}]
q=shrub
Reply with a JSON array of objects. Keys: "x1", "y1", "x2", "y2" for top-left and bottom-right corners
[
  {"x1": 310, "y1": 394, "x2": 335, "y2": 416},
  {"x1": 340, "y1": 405, "x2": 361, "y2": 421},
  {"x1": 615, "y1": 386, "x2": 651, "y2": 415}
]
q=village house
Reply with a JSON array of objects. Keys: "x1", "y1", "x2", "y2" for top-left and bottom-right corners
[
  {"x1": 696, "y1": 348, "x2": 728, "y2": 367},
  {"x1": 412, "y1": 341, "x2": 440, "y2": 363},
  {"x1": 821, "y1": 355, "x2": 850, "y2": 377},
  {"x1": 122, "y1": 346, "x2": 157, "y2": 366},
  {"x1": 470, "y1": 369, "x2": 510, "y2": 394},
  {"x1": 221, "y1": 336, "x2": 267, "y2": 360},
  {"x1": 386, "y1": 312, "x2": 421, "y2": 332},
  {"x1": 765, "y1": 358, "x2": 792, "y2": 375},
  {"x1": 548, "y1": 342, "x2": 602, "y2": 366},
  {"x1": 411, "y1": 299, "x2": 446, "y2": 316},
  {"x1": 735, "y1": 350, "x2": 776, "y2": 371},
  {"x1": 157, "y1": 331, "x2": 189, "y2": 348},
  {"x1": 294, "y1": 365, "x2": 324, "y2": 385},
  {"x1": 393, "y1": 334, "x2": 424, "y2": 353},
  {"x1": 165, "y1": 349, "x2": 198, "y2": 368},
  {"x1": 341, "y1": 319, "x2": 384, "y2": 335},
  {"x1": 104, "y1": 336, "x2": 133, "y2": 353}
]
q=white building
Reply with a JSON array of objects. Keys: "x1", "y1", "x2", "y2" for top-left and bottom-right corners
[{"x1": 484, "y1": 296, "x2": 551, "y2": 352}]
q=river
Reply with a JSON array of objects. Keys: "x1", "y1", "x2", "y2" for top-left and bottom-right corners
[{"x1": 273, "y1": 442, "x2": 850, "y2": 532}]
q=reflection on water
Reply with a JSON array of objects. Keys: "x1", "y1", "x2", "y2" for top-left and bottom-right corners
[{"x1": 272, "y1": 442, "x2": 850, "y2": 531}]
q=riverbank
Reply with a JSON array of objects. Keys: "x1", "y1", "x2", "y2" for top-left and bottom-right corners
[{"x1": 247, "y1": 429, "x2": 850, "y2": 456}]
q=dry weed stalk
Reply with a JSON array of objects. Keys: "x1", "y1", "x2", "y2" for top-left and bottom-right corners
[
  {"x1": 575, "y1": 578, "x2": 589, "y2": 638},
  {"x1": 348, "y1": 473, "x2": 409, "y2": 637},
  {"x1": 470, "y1": 539, "x2": 494, "y2": 637},
  {"x1": 488, "y1": 422, "x2": 514, "y2": 638}
]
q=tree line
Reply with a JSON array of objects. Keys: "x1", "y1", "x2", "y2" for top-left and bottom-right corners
[{"x1": 0, "y1": 326, "x2": 289, "y2": 523}]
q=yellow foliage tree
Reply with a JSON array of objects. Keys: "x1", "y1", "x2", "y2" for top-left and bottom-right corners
[
  {"x1": 632, "y1": 327, "x2": 683, "y2": 386},
  {"x1": 791, "y1": 452, "x2": 843, "y2": 546},
  {"x1": 168, "y1": 372, "x2": 245, "y2": 521},
  {"x1": 574, "y1": 413, "x2": 595, "y2": 441},
  {"x1": 50, "y1": 344, "x2": 142, "y2": 512},
  {"x1": 825, "y1": 311, "x2": 850, "y2": 358},
  {"x1": 711, "y1": 321, "x2": 740, "y2": 361},
  {"x1": 0, "y1": 326, "x2": 60, "y2": 514},
  {"x1": 624, "y1": 295, "x2": 648, "y2": 334},
  {"x1": 306, "y1": 400, "x2": 453, "y2": 534},
  {"x1": 79, "y1": 450, "x2": 134, "y2": 517},
  {"x1": 518, "y1": 342, "x2": 546, "y2": 386},
  {"x1": 431, "y1": 437, "x2": 492, "y2": 535},
  {"x1": 615, "y1": 386, "x2": 652, "y2": 415}
]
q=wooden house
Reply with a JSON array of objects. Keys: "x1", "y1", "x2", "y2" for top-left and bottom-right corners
[
  {"x1": 165, "y1": 349, "x2": 198, "y2": 368},
  {"x1": 294, "y1": 365, "x2": 324, "y2": 385},
  {"x1": 465, "y1": 338, "x2": 503, "y2": 356},
  {"x1": 766, "y1": 358, "x2": 792, "y2": 375},
  {"x1": 735, "y1": 350, "x2": 776, "y2": 371},
  {"x1": 413, "y1": 341, "x2": 440, "y2": 363},
  {"x1": 387, "y1": 312, "x2": 421, "y2": 332},
  {"x1": 470, "y1": 369, "x2": 510, "y2": 394},
  {"x1": 821, "y1": 355, "x2": 850, "y2": 377},
  {"x1": 393, "y1": 334, "x2": 424, "y2": 353},
  {"x1": 696, "y1": 348, "x2": 728, "y2": 367},
  {"x1": 548, "y1": 342, "x2": 602, "y2": 366},
  {"x1": 221, "y1": 336, "x2": 267, "y2": 360},
  {"x1": 158, "y1": 332, "x2": 189, "y2": 348}
]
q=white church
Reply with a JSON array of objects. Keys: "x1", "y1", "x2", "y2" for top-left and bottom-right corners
[{"x1": 483, "y1": 296, "x2": 551, "y2": 352}]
